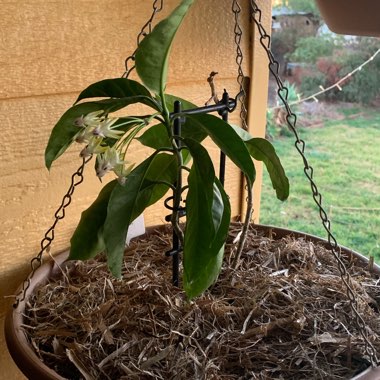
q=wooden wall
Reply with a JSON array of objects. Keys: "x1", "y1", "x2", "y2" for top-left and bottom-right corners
[{"x1": 0, "y1": 1, "x2": 271, "y2": 378}]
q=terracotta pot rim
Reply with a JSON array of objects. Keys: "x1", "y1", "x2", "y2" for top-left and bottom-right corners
[{"x1": 5, "y1": 224, "x2": 380, "y2": 379}]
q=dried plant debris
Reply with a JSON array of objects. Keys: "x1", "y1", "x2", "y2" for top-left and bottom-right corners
[{"x1": 24, "y1": 224, "x2": 380, "y2": 379}]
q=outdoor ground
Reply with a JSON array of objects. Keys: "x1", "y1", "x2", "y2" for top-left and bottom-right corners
[{"x1": 260, "y1": 101, "x2": 380, "y2": 262}]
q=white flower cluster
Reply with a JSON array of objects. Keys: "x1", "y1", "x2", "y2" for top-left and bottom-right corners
[{"x1": 74, "y1": 110, "x2": 134, "y2": 183}]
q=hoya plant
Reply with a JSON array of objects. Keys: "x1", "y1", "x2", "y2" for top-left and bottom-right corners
[{"x1": 45, "y1": 0, "x2": 289, "y2": 299}]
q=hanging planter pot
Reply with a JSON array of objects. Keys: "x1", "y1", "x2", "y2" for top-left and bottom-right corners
[
  {"x1": 5, "y1": 224, "x2": 380, "y2": 380},
  {"x1": 315, "y1": 0, "x2": 380, "y2": 37}
]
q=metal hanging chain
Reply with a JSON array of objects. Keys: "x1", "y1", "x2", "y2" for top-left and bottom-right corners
[
  {"x1": 232, "y1": 0, "x2": 248, "y2": 131},
  {"x1": 249, "y1": 0, "x2": 379, "y2": 366},
  {"x1": 123, "y1": 0, "x2": 164, "y2": 78},
  {"x1": 13, "y1": 156, "x2": 92, "y2": 308},
  {"x1": 231, "y1": 0, "x2": 254, "y2": 268}
]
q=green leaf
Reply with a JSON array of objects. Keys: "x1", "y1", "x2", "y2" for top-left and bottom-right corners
[
  {"x1": 45, "y1": 97, "x2": 157, "y2": 170},
  {"x1": 164, "y1": 94, "x2": 208, "y2": 143},
  {"x1": 229, "y1": 123, "x2": 253, "y2": 141},
  {"x1": 186, "y1": 113, "x2": 256, "y2": 186},
  {"x1": 228, "y1": 125, "x2": 289, "y2": 201},
  {"x1": 164, "y1": 94, "x2": 197, "y2": 112},
  {"x1": 135, "y1": 0, "x2": 194, "y2": 94},
  {"x1": 104, "y1": 155, "x2": 156, "y2": 277},
  {"x1": 137, "y1": 123, "x2": 171, "y2": 150},
  {"x1": 184, "y1": 175, "x2": 231, "y2": 299},
  {"x1": 134, "y1": 153, "x2": 178, "y2": 217},
  {"x1": 69, "y1": 180, "x2": 117, "y2": 260},
  {"x1": 137, "y1": 121, "x2": 191, "y2": 164},
  {"x1": 103, "y1": 153, "x2": 177, "y2": 277},
  {"x1": 245, "y1": 138, "x2": 290, "y2": 201},
  {"x1": 210, "y1": 178, "x2": 231, "y2": 250},
  {"x1": 182, "y1": 138, "x2": 231, "y2": 299},
  {"x1": 75, "y1": 78, "x2": 157, "y2": 106}
]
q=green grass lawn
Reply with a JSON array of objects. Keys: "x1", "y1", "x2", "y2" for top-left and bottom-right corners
[{"x1": 260, "y1": 105, "x2": 380, "y2": 261}]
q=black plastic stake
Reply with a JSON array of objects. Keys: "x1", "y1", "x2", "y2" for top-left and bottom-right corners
[
  {"x1": 164, "y1": 94, "x2": 236, "y2": 286},
  {"x1": 218, "y1": 90, "x2": 230, "y2": 186},
  {"x1": 165, "y1": 100, "x2": 182, "y2": 287}
]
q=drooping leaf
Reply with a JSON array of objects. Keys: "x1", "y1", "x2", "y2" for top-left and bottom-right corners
[
  {"x1": 229, "y1": 123, "x2": 253, "y2": 141},
  {"x1": 228, "y1": 125, "x2": 289, "y2": 201},
  {"x1": 245, "y1": 138, "x2": 290, "y2": 201},
  {"x1": 182, "y1": 138, "x2": 230, "y2": 299},
  {"x1": 75, "y1": 78, "x2": 159, "y2": 108},
  {"x1": 186, "y1": 113, "x2": 256, "y2": 186},
  {"x1": 210, "y1": 178, "x2": 231, "y2": 249},
  {"x1": 184, "y1": 174, "x2": 231, "y2": 299},
  {"x1": 45, "y1": 97, "x2": 159, "y2": 169},
  {"x1": 103, "y1": 153, "x2": 177, "y2": 277},
  {"x1": 104, "y1": 155, "x2": 156, "y2": 277},
  {"x1": 69, "y1": 180, "x2": 117, "y2": 260},
  {"x1": 135, "y1": 0, "x2": 194, "y2": 94}
]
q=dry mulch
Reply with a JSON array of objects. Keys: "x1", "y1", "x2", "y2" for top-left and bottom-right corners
[{"x1": 23, "y1": 224, "x2": 380, "y2": 379}]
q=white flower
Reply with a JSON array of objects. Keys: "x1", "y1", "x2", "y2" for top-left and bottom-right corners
[
  {"x1": 75, "y1": 126, "x2": 94, "y2": 143},
  {"x1": 80, "y1": 137, "x2": 107, "y2": 158},
  {"x1": 92, "y1": 118, "x2": 124, "y2": 139},
  {"x1": 114, "y1": 162, "x2": 135, "y2": 184},
  {"x1": 96, "y1": 147, "x2": 124, "y2": 178},
  {"x1": 95, "y1": 147, "x2": 135, "y2": 181},
  {"x1": 74, "y1": 110, "x2": 104, "y2": 128}
]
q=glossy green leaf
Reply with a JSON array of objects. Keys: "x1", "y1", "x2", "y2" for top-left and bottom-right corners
[
  {"x1": 228, "y1": 125, "x2": 289, "y2": 201},
  {"x1": 164, "y1": 94, "x2": 197, "y2": 113},
  {"x1": 135, "y1": 0, "x2": 194, "y2": 94},
  {"x1": 164, "y1": 94, "x2": 208, "y2": 143},
  {"x1": 104, "y1": 155, "x2": 156, "y2": 277},
  {"x1": 210, "y1": 178, "x2": 231, "y2": 250},
  {"x1": 245, "y1": 138, "x2": 290, "y2": 201},
  {"x1": 182, "y1": 138, "x2": 230, "y2": 299},
  {"x1": 134, "y1": 153, "x2": 178, "y2": 218},
  {"x1": 187, "y1": 113, "x2": 256, "y2": 186},
  {"x1": 45, "y1": 97, "x2": 158, "y2": 170},
  {"x1": 75, "y1": 78, "x2": 157, "y2": 106},
  {"x1": 137, "y1": 122, "x2": 193, "y2": 165},
  {"x1": 190, "y1": 179, "x2": 231, "y2": 299},
  {"x1": 184, "y1": 175, "x2": 231, "y2": 299},
  {"x1": 103, "y1": 153, "x2": 177, "y2": 277},
  {"x1": 137, "y1": 123, "x2": 171, "y2": 150},
  {"x1": 229, "y1": 123, "x2": 253, "y2": 141},
  {"x1": 69, "y1": 180, "x2": 117, "y2": 260}
]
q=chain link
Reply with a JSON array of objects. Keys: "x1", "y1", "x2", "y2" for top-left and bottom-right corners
[
  {"x1": 123, "y1": 0, "x2": 164, "y2": 78},
  {"x1": 249, "y1": 0, "x2": 379, "y2": 366},
  {"x1": 231, "y1": 0, "x2": 254, "y2": 268},
  {"x1": 13, "y1": 156, "x2": 91, "y2": 308},
  {"x1": 232, "y1": 0, "x2": 248, "y2": 131}
]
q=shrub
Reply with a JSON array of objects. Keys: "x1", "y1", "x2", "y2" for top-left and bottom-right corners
[
  {"x1": 336, "y1": 41, "x2": 380, "y2": 104},
  {"x1": 298, "y1": 70, "x2": 326, "y2": 98},
  {"x1": 291, "y1": 36, "x2": 380, "y2": 105},
  {"x1": 288, "y1": 35, "x2": 340, "y2": 64}
]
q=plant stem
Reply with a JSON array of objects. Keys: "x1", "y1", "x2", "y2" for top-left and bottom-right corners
[{"x1": 233, "y1": 176, "x2": 253, "y2": 269}]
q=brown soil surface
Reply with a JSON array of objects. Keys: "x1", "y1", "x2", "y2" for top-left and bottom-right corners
[{"x1": 24, "y1": 224, "x2": 380, "y2": 379}]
